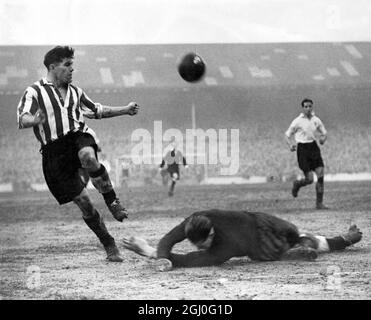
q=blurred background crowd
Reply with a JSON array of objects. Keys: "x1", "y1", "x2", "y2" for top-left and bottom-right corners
[
  {"x1": 1, "y1": 120, "x2": 370, "y2": 189},
  {"x1": 1, "y1": 43, "x2": 371, "y2": 189}
]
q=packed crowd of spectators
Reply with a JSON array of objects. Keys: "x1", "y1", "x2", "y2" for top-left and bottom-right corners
[{"x1": 1, "y1": 120, "x2": 370, "y2": 188}]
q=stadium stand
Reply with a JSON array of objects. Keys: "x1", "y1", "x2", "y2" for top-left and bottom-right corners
[{"x1": 1, "y1": 43, "x2": 371, "y2": 187}]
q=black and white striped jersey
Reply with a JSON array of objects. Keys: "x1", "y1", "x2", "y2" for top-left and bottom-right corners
[{"x1": 17, "y1": 78, "x2": 102, "y2": 145}]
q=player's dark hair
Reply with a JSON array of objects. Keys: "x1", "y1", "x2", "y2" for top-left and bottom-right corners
[
  {"x1": 185, "y1": 215, "x2": 213, "y2": 244},
  {"x1": 43, "y1": 46, "x2": 75, "y2": 70},
  {"x1": 301, "y1": 98, "x2": 313, "y2": 107}
]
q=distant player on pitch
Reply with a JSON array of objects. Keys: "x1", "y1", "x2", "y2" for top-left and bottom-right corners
[
  {"x1": 159, "y1": 143, "x2": 188, "y2": 197},
  {"x1": 285, "y1": 98, "x2": 328, "y2": 209},
  {"x1": 123, "y1": 209, "x2": 362, "y2": 270},
  {"x1": 17, "y1": 46, "x2": 140, "y2": 262}
]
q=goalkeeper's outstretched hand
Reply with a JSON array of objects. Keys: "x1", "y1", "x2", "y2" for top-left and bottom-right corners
[
  {"x1": 123, "y1": 236, "x2": 156, "y2": 258},
  {"x1": 153, "y1": 258, "x2": 173, "y2": 272}
]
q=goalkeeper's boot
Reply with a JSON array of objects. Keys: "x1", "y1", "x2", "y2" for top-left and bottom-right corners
[
  {"x1": 108, "y1": 199, "x2": 128, "y2": 222},
  {"x1": 342, "y1": 225, "x2": 362, "y2": 246}
]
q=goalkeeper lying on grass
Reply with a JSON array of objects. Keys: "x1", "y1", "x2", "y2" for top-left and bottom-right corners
[{"x1": 123, "y1": 209, "x2": 362, "y2": 271}]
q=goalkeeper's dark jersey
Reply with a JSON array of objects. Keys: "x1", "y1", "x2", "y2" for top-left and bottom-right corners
[
  {"x1": 160, "y1": 149, "x2": 187, "y2": 174},
  {"x1": 156, "y1": 209, "x2": 300, "y2": 267}
]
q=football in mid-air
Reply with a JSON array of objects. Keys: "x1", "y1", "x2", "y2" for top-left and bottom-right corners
[{"x1": 177, "y1": 52, "x2": 206, "y2": 83}]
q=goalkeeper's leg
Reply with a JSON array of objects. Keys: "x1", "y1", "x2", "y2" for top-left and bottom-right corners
[{"x1": 299, "y1": 225, "x2": 362, "y2": 253}]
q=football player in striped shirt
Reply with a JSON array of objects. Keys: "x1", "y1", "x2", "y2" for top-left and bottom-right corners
[{"x1": 17, "y1": 46, "x2": 139, "y2": 262}]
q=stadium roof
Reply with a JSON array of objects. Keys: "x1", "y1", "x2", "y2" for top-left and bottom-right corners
[{"x1": 0, "y1": 42, "x2": 371, "y2": 92}]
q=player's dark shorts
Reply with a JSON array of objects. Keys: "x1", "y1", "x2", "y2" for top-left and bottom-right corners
[
  {"x1": 297, "y1": 141, "x2": 324, "y2": 173},
  {"x1": 167, "y1": 166, "x2": 180, "y2": 180},
  {"x1": 41, "y1": 131, "x2": 98, "y2": 205}
]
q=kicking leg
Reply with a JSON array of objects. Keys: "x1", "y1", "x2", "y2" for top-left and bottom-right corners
[
  {"x1": 78, "y1": 146, "x2": 128, "y2": 222},
  {"x1": 73, "y1": 188, "x2": 123, "y2": 262},
  {"x1": 292, "y1": 171, "x2": 314, "y2": 198}
]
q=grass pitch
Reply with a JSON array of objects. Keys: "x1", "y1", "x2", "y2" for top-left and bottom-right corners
[{"x1": 1, "y1": 181, "x2": 370, "y2": 300}]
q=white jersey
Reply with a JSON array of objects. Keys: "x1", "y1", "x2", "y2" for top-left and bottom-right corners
[{"x1": 285, "y1": 112, "x2": 327, "y2": 144}]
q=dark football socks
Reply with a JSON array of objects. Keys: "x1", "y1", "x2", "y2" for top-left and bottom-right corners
[
  {"x1": 326, "y1": 236, "x2": 348, "y2": 251},
  {"x1": 170, "y1": 181, "x2": 176, "y2": 193},
  {"x1": 83, "y1": 210, "x2": 114, "y2": 247},
  {"x1": 102, "y1": 190, "x2": 117, "y2": 207},
  {"x1": 89, "y1": 164, "x2": 114, "y2": 194},
  {"x1": 316, "y1": 177, "x2": 324, "y2": 205}
]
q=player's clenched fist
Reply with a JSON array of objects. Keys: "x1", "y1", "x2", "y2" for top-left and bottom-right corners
[
  {"x1": 127, "y1": 102, "x2": 139, "y2": 116},
  {"x1": 318, "y1": 136, "x2": 326, "y2": 145}
]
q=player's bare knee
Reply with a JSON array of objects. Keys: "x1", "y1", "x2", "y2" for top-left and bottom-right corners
[
  {"x1": 78, "y1": 149, "x2": 99, "y2": 170},
  {"x1": 304, "y1": 177, "x2": 314, "y2": 185},
  {"x1": 315, "y1": 167, "x2": 324, "y2": 178}
]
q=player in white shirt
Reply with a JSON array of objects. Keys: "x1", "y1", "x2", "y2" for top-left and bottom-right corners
[{"x1": 285, "y1": 98, "x2": 328, "y2": 209}]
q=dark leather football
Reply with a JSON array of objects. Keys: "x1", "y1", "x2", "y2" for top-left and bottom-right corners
[{"x1": 177, "y1": 52, "x2": 206, "y2": 83}]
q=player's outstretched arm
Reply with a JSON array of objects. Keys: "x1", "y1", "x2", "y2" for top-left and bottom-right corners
[
  {"x1": 152, "y1": 251, "x2": 229, "y2": 272},
  {"x1": 101, "y1": 102, "x2": 139, "y2": 118},
  {"x1": 84, "y1": 102, "x2": 139, "y2": 119},
  {"x1": 123, "y1": 236, "x2": 157, "y2": 259},
  {"x1": 168, "y1": 250, "x2": 230, "y2": 268},
  {"x1": 122, "y1": 236, "x2": 174, "y2": 271}
]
